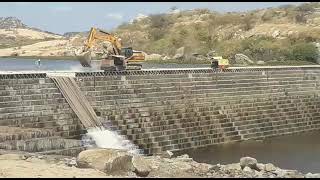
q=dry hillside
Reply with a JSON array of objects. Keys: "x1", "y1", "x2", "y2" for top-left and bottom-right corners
[
  {"x1": 0, "y1": 17, "x2": 64, "y2": 49},
  {"x1": 112, "y1": 2, "x2": 320, "y2": 64},
  {"x1": 0, "y1": 3, "x2": 319, "y2": 65}
]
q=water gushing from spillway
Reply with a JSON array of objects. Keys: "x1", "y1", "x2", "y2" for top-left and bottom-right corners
[
  {"x1": 51, "y1": 76, "x2": 142, "y2": 155},
  {"x1": 82, "y1": 126, "x2": 142, "y2": 155}
]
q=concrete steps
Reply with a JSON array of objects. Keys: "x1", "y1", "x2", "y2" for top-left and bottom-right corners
[
  {"x1": 0, "y1": 136, "x2": 82, "y2": 152},
  {"x1": 0, "y1": 127, "x2": 55, "y2": 143},
  {"x1": 0, "y1": 126, "x2": 85, "y2": 156}
]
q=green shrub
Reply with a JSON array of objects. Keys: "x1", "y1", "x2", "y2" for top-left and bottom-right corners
[
  {"x1": 149, "y1": 14, "x2": 172, "y2": 29},
  {"x1": 288, "y1": 43, "x2": 319, "y2": 63}
]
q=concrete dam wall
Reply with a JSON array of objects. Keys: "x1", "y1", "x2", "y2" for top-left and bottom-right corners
[
  {"x1": 76, "y1": 68, "x2": 320, "y2": 154},
  {"x1": 0, "y1": 67, "x2": 320, "y2": 155},
  {"x1": 0, "y1": 73, "x2": 84, "y2": 155}
]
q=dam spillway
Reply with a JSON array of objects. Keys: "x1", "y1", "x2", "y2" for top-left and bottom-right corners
[{"x1": 0, "y1": 67, "x2": 320, "y2": 155}]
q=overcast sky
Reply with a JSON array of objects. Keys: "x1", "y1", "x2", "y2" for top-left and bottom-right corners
[{"x1": 0, "y1": 2, "x2": 305, "y2": 34}]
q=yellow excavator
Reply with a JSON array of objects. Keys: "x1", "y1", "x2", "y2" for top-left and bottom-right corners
[{"x1": 77, "y1": 27, "x2": 145, "y2": 71}]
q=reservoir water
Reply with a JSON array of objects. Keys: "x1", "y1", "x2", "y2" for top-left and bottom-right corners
[{"x1": 0, "y1": 57, "x2": 209, "y2": 71}]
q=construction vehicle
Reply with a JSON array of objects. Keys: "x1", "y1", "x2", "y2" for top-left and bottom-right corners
[
  {"x1": 210, "y1": 56, "x2": 230, "y2": 69},
  {"x1": 77, "y1": 27, "x2": 145, "y2": 71},
  {"x1": 207, "y1": 51, "x2": 230, "y2": 69}
]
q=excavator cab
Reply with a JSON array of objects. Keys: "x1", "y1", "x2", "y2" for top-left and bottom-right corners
[{"x1": 121, "y1": 47, "x2": 134, "y2": 59}]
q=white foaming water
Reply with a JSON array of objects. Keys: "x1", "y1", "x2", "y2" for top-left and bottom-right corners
[{"x1": 85, "y1": 126, "x2": 141, "y2": 154}]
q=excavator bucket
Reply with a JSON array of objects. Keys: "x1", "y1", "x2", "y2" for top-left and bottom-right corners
[{"x1": 77, "y1": 51, "x2": 92, "y2": 67}]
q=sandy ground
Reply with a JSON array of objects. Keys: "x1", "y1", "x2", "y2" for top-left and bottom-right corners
[
  {"x1": 0, "y1": 28, "x2": 63, "y2": 40},
  {"x1": 0, "y1": 154, "x2": 109, "y2": 178},
  {"x1": 0, "y1": 40, "x2": 70, "y2": 56}
]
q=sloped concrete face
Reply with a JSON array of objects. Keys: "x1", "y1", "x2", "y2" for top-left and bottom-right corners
[{"x1": 76, "y1": 68, "x2": 320, "y2": 155}]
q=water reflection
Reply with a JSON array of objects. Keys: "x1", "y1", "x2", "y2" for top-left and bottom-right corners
[{"x1": 174, "y1": 131, "x2": 320, "y2": 173}]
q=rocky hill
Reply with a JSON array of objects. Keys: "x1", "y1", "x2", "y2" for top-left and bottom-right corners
[
  {"x1": 0, "y1": 16, "x2": 64, "y2": 49},
  {"x1": 0, "y1": 17, "x2": 28, "y2": 29}
]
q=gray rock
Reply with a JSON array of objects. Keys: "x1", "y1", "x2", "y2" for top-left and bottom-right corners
[
  {"x1": 173, "y1": 47, "x2": 185, "y2": 60},
  {"x1": 224, "y1": 163, "x2": 242, "y2": 171},
  {"x1": 161, "y1": 150, "x2": 173, "y2": 159},
  {"x1": 243, "y1": 166, "x2": 253, "y2": 173},
  {"x1": 256, "y1": 60, "x2": 265, "y2": 65},
  {"x1": 274, "y1": 168, "x2": 286, "y2": 177},
  {"x1": 177, "y1": 154, "x2": 189, "y2": 159},
  {"x1": 240, "y1": 157, "x2": 258, "y2": 170},
  {"x1": 264, "y1": 163, "x2": 276, "y2": 172},
  {"x1": 132, "y1": 156, "x2": 151, "y2": 177},
  {"x1": 272, "y1": 30, "x2": 280, "y2": 38},
  {"x1": 21, "y1": 155, "x2": 28, "y2": 160},
  {"x1": 163, "y1": 56, "x2": 172, "y2": 60},
  {"x1": 305, "y1": 173, "x2": 320, "y2": 178},
  {"x1": 104, "y1": 154, "x2": 134, "y2": 175},
  {"x1": 65, "y1": 158, "x2": 77, "y2": 167},
  {"x1": 176, "y1": 154, "x2": 193, "y2": 162},
  {"x1": 209, "y1": 165, "x2": 221, "y2": 172},
  {"x1": 234, "y1": 54, "x2": 254, "y2": 65},
  {"x1": 256, "y1": 163, "x2": 265, "y2": 171}
]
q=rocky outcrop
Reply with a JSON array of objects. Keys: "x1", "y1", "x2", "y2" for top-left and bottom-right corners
[
  {"x1": 0, "y1": 17, "x2": 28, "y2": 29},
  {"x1": 173, "y1": 47, "x2": 185, "y2": 60},
  {"x1": 234, "y1": 53, "x2": 255, "y2": 65}
]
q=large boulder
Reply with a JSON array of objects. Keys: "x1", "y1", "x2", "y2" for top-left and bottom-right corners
[
  {"x1": 306, "y1": 173, "x2": 320, "y2": 178},
  {"x1": 104, "y1": 154, "x2": 134, "y2": 175},
  {"x1": 264, "y1": 163, "x2": 276, "y2": 172},
  {"x1": 240, "y1": 157, "x2": 258, "y2": 170},
  {"x1": 173, "y1": 47, "x2": 185, "y2": 60},
  {"x1": 234, "y1": 54, "x2": 254, "y2": 65},
  {"x1": 76, "y1": 148, "x2": 134, "y2": 175},
  {"x1": 132, "y1": 155, "x2": 151, "y2": 177}
]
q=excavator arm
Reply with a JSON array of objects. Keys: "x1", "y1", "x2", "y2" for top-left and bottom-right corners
[
  {"x1": 77, "y1": 27, "x2": 143, "y2": 71},
  {"x1": 77, "y1": 27, "x2": 123, "y2": 67},
  {"x1": 84, "y1": 27, "x2": 122, "y2": 55}
]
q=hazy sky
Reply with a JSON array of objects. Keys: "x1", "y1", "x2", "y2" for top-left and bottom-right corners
[{"x1": 0, "y1": 2, "x2": 305, "y2": 34}]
